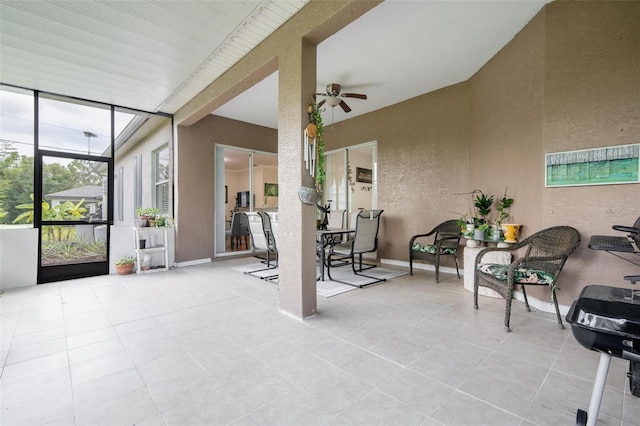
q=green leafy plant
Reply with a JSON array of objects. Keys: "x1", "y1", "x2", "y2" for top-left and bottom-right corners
[
  {"x1": 495, "y1": 187, "x2": 514, "y2": 226},
  {"x1": 115, "y1": 256, "x2": 135, "y2": 265},
  {"x1": 473, "y1": 190, "x2": 494, "y2": 223},
  {"x1": 136, "y1": 207, "x2": 160, "y2": 219},
  {"x1": 155, "y1": 214, "x2": 173, "y2": 228},
  {"x1": 310, "y1": 99, "x2": 325, "y2": 188}
]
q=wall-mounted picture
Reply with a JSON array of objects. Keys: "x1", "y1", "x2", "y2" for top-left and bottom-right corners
[
  {"x1": 356, "y1": 167, "x2": 372, "y2": 184},
  {"x1": 264, "y1": 183, "x2": 278, "y2": 197},
  {"x1": 546, "y1": 144, "x2": 639, "y2": 187}
]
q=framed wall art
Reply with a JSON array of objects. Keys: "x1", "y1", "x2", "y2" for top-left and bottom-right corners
[
  {"x1": 356, "y1": 167, "x2": 372, "y2": 184},
  {"x1": 545, "y1": 144, "x2": 639, "y2": 187},
  {"x1": 264, "y1": 183, "x2": 278, "y2": 197}
]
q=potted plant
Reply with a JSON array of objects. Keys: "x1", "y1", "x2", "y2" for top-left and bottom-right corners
[
  {"x1": 156, "y1": 213, "x2": 173, "y2": 228},
  {"x1": 475, "y1": 222, "x2": 490, "y2": 240},
  {"x1": 455, "y1": 213, "x2": 475, "y2": 236},
  {"x1": 115, "y1": 256, "x2": 135, "y2": 275},
  {"x1": 137, "y1": 207, "x2": 161, "y2": 227},
  {"x1": 494, "y1": 187, "x2": 514, "y2": 227},
  {"x1": 473, "y1": 190, "x2": 494, "y2": 225}
]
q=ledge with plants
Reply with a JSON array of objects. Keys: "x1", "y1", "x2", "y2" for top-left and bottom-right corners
[{"x1": 457, "y1": 187, "x2": 516, "y2": 243}]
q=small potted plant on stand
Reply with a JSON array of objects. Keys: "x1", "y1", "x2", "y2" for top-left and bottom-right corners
[
  {"x1": 473, "y1": 190, "x2": 494, "y2": 227},
  {"x1": 494, "y1": 187, "x2": 518, "y2": 243},
  {"x1": 115, "y1": 256, "x2": 135, "y2": 275},
  {"x1": 136, "y1": 207, "x2": 161, "y2": 227}
]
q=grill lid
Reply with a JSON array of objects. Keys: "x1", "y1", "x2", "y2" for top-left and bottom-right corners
[{"x1": 567, "y1": 285, "x2": 640, "y2": 339}]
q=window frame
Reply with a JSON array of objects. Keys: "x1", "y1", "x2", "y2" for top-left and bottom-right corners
[{"x1": 152, "y1": 143, "x2": 170, "y2": 214}]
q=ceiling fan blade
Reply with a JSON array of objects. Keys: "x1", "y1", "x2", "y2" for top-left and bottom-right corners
[
  {"x1": 339, "y1": 100, "x2": 351, "y2": 113},
  {"x1": 315, "y1": 92, "x2": 327, "y2": 96},
  {"x1": 317, "y1": 99, "x2": 326, "y2": 108},
  {"x1": 341, "y1": 93, "x2": 367, "y2": 100}
]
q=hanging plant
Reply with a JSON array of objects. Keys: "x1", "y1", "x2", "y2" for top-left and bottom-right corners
[
  {"x1": 300, "y1": 99, "x2": 326, "y2": 205},
  {"x1": 310, "y1": 100, "x2": 325, "y2": 188}
]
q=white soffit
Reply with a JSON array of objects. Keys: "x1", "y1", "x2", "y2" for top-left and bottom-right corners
[{"x1": 0, "y1": 0, "x2": 308, "y2": 113}]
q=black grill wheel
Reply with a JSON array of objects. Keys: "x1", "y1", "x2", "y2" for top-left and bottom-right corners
[{"x1": 629, "y1": 361, "x2": 640, "y2": 397}]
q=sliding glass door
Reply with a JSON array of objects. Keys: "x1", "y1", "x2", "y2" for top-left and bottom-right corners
[
  {"x1": 323, "y1": 141, "x2": 377, "y2": 228},
  {"x1": 214, "y1": 145, "x2": 277, "y2": 256}
]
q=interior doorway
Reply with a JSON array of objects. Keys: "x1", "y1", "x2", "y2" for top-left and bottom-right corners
[
  {"x1": 214, "y1": 145, "x2": 278, "y2": 256},
  {"x1": 323, "y1": 141, "x2": 377, "y2": 228}
]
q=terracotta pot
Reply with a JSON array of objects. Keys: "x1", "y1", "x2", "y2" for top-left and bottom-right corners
[{"x1": 115, "y1": 263, "x2": 134, "y2": 275}]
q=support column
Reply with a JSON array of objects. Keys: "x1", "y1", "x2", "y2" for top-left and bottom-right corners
[{"x1": 277, "y1": 38, "x2": 317, "y2": 318}]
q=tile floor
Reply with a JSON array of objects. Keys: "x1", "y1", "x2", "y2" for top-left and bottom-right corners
[{"x1": 1, "y1": 257, "x2": 638, "y2": 426}]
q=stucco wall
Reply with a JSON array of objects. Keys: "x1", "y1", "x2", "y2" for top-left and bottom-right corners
[
  {"x1": 539, "y1": 0, "x2": 640, "y2": 302},
  {"x1": 321, "y1": 2, "x2": 639, "y2": 305},
  {"x1": 175, "y1": 115, "x2": 277, "y2": 262},
  {"x1": 173, "y1": 1, "x2": 639, "y2": 307},
  {"x1": 322, "y1": 82, "x2": 470, "y2": 270}
]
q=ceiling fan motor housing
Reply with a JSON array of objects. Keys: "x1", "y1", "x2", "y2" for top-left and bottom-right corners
[{"x1": 326, "y1": 83, "x2": 341, "y2": 96}]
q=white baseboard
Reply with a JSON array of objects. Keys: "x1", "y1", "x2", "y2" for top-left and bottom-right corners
[
  {"x1": 380, "y1": 258, "x2": 570, "y2": 315},
  {"x1": 175, "y1": 258, "x2": 211, "y2": 268},
  {"x1": 380, "y1": 258, "x2": 460, "y2": 276}
]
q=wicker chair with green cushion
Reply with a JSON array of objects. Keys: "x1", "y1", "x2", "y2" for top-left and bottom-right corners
[
  {"x1": 409, "y1": 219, "x2": 461, "y2": 283},
  {"x1": 474, "y1": 225, "x2": 581, "y2": 332}
]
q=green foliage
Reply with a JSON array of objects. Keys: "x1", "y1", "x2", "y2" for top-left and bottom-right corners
[
  {"x1": 473, "y1": 190, "x2": 494, "y2": 219},
  {"x1": 495, "y1": 187, "x2": 514, "y2": 225},
  {"x1": 115, "y1": 256, "x2": 136, "y2": 265},
  {"x1": 311, "y1": 100, "x2": 325, "y2": 187},
  {"x1": 137, "y1": 207, "x2": 160, "y2": 219},
  {"x1": 41, "y1": 237, "x2": 106, "y2": 264},
  {"x1": 0, "y1": 141, "x2": 103, "y2": 224},
  {"x1": 0, "y1": 151, "x2": 33, "y2": 224}
]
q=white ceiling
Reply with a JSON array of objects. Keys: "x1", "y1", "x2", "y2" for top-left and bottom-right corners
[{"x1": 0, "y1": 0, "x2": 550, "y2": 130}]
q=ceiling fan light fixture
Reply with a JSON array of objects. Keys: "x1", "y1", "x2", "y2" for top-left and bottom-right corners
[{"x1": 326, "y1": 97, "x2": 341, "y2": 107}]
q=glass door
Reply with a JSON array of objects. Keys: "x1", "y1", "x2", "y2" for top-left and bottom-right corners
[
  {"x1": 323, "y1": 141, "x2": 377, "y2": 228},
  {"x1": 36, "y1": 94, "x2": 113, "y2": 283},
  {"x1": 214, "y1": 145, "x2": 277, "y2": 256}
]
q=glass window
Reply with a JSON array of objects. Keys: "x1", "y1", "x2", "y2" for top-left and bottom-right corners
[
  {"x1": 41, "y1": 156, "x2": 108, "y2": 222},
  {"x1": 38, "y1": 94, "x2": 112, "y2": 157},
  {"x1": 154, "y1": 145, "x2": 170, "y2": 214},
  {"x1": 0, "y1": 86, "x2": 35, "y2": 226}
]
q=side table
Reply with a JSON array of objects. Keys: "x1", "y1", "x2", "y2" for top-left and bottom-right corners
[{"x1": 463, "y1": 245, "x2": 511, "y2": 298}]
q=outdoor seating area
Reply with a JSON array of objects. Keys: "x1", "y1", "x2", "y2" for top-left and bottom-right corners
[
  {"x1": 474, "y1": 226, "x2": 582, "y2": 332},
  {"x1": 2, "y1": 258, "x2": 638, "y2": 425}
]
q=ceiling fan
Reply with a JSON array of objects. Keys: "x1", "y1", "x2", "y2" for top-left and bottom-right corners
[{"x1": 316, "y1": 83, "x2": 367, "y2": 113}]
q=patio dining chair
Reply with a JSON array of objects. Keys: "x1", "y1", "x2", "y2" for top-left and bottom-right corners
[
  {"x1": 326, "y1": 209, "x2": 384, "y2": 287},
  {"x1": 409, "y1": 219, "x2": 461, "y2": 283},
  {"x1": 246, "y1": 212, "x2": 278, "y2": 277},
  {"x1": 327, "y1": 209, "x2": 347, "y2": 230},
  {"x1": 474, "y1": 225, "x2": 581, "y2": 332}
]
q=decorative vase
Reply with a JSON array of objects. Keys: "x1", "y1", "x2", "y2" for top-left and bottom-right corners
[
  {"x1": 501, "y1": 224, "x2": 521, "y2": 243},
  {"x1": 473, "y1": 229, "x2": 485, "y2": 240}
]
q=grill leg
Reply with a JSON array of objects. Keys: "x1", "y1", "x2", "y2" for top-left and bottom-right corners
[{"x1": 584, "y1": 351, "x2": 612, "y2": 426}]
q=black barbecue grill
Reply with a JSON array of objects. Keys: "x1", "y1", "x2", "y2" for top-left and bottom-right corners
[
  {"x1": 567, "y1": 218, "x2": 640, "y2": 425},
  {"x1": 567, "y1": 285, "x2": 640, "y2": 425}
]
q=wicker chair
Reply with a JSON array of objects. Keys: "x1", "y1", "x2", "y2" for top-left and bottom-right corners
[
  {"x1": 474, "y1": 226, "x2": 581, "y2": 332},
  {"x1": 409, "y1": 219, "x2": 461, "y2": 283}
]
